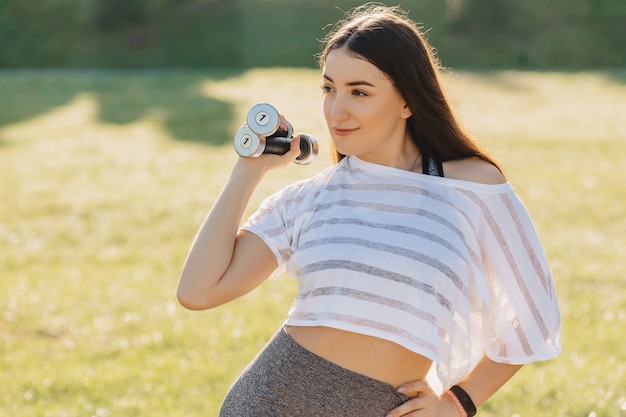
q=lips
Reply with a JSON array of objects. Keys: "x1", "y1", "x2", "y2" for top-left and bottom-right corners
[{"x1": 332, "y1": 127, "x2": 358, "y2": 137}]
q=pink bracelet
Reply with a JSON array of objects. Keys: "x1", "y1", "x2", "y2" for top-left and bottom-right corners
[{"x1": 444, "y1": 389, "x2": 469, "y2": 417}]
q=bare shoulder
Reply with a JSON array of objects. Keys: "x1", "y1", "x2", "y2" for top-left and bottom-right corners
[{"x1": 442, "y1": 157, "x2": 506, "y2": 185}]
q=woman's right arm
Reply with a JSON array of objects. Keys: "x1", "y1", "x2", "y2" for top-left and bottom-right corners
[{"x1": 176, "y1": 137, "x2": 302, "y2": 310}]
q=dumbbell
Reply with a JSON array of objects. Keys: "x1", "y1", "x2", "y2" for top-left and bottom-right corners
[{"x1": 233, "y1": 103, "x2": 318, "y2": 165}]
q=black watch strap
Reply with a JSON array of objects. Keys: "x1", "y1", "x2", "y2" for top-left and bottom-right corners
[{"x1": 449, "y1": 385, "x2": 477, "y2": 416}]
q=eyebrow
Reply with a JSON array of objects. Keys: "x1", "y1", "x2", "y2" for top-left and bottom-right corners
[{"x1": 323, "y1": 74, "x2": 375, "y2": 87}]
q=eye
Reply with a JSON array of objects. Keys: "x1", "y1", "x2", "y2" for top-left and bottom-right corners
[
  {"x1": 352, "y1": 89, "x2": 368, "y2": 97},
  {"x1": 321, "y1": 84, "x2": 335, "y2": 94}
]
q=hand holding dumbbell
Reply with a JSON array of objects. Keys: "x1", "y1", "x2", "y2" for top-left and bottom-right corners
[{"x1": 233, "y1": 103, "x2": 318, "y2": 165}]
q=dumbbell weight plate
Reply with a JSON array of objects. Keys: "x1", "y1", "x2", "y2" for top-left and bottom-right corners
[
  {"x1": 246, "y1": 103, "x2": 281, "y2": 137},
  {"x1": 233, "y1": 125, "x2": 265, "y2": 158},
  {"x1": 294, "y1": 134, "x2": 319, "y2": 165}
]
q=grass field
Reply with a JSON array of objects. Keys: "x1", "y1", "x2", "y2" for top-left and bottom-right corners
[{"x1": 0, "y1": 67, "x2": 625, "y2": 417}]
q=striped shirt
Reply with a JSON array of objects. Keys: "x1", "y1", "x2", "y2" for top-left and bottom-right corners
[{"x1": 242, "y1": 155, "x2": 561, "y2": 388}]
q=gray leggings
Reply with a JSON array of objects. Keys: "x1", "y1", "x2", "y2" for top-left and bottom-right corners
[{"x1": 219, "y1": 327, "x2": 409, "y2": 417}]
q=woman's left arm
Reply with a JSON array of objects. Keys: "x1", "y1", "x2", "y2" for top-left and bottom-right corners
[{"x1": 386, "y1": 356, "x2": 522, "y2": 417}]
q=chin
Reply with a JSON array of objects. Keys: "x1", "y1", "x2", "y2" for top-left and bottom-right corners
[{"x1": 331, "y1": 141, "x2": 356, "y2": 157}]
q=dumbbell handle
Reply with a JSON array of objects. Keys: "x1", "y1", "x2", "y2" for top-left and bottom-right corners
[
  {"x1": 264, "y1": 136, "x2": 293, "y2": 155},
  {"x1": 233, "y1": 125, "x2": 318, "y2": 164},
  {"x1": 265, "y1": 134, "x2": 318, "y2": 164}
]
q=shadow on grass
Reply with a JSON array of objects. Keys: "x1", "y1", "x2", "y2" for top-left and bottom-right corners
[{"x1": 0, "y1": 69, "x2": 245, "y2": 146}]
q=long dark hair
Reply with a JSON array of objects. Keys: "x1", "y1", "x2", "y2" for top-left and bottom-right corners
[{"x1": 318, "y1": 4, "x2": 501, "y2": 171}]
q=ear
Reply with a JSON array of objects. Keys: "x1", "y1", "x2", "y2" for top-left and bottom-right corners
[{"x1": 401, "y1": 104, "x2": 412, "y2": 119}]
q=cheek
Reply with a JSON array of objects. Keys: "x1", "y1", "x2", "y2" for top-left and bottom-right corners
[{"x1": 322, "y1": 98, "x2": 334, "y2": 125}]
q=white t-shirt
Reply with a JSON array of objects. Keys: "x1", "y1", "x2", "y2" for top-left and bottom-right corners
[{"x1": 242, "y1": 155, "x2": 561, "y2": 388}]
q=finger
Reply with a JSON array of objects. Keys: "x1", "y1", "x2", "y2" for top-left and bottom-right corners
[
  {"x1": 396, "y1": 379, "x2": 431, "y2": 398},
  {"x1": 385, "y1": 396, "x2": 425, "y2": 417},
  {"x1": 279, "y1": 114, "x2": 290, "y2": 133},
  {"x1": 289, "y1": 135, "x2": 302, "y2": 155}
]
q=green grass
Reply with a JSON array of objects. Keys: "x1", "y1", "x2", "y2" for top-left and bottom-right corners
[{"x1": 1, "y1": 68, "x2": 625, "y2": 416}]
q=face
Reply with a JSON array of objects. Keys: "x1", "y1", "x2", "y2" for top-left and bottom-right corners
[{"x1": 322, "y1": 47, "x2": 412, "y2": 166}]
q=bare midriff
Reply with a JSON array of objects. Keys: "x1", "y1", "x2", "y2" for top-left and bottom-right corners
[{"x1": 285, "y1": 325, "x2": 433, "y2": 388}]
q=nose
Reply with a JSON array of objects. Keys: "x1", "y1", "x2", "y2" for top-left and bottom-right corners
[{"x1": 325, "y1": 93, "x2": 349, "y2": 123}]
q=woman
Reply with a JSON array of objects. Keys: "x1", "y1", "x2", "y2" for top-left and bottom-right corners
[{"x1": 177, "y1": 5, "x2": 561, "y2": 416}]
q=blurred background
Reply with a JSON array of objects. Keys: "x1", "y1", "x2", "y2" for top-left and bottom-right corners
[
  {"x1": 1, "y1": 1, "x2": 625, "y2": 416},
  {"x1": 1, "y1": 0, "x2": 624, "y2": 69}
]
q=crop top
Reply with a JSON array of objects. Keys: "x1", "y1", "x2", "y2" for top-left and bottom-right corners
[{"x1": 241, "y1": 155, "x2": 562, "y2": 388}]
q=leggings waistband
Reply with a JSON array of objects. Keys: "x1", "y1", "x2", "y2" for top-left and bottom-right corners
[{"x1": 219, "y1": 326, "x2": 409, "y2": 416}]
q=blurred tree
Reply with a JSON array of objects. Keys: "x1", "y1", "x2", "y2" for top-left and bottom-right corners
[
  {"x1": 451, "y1": 0, "x2": 519, "y2": 30},
  {"x1": 93, "y1": 0, "x2": 151, "y2": 29},
  {"x1": 0, "y1": 0, "x2": 623, "y2": 68}
]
